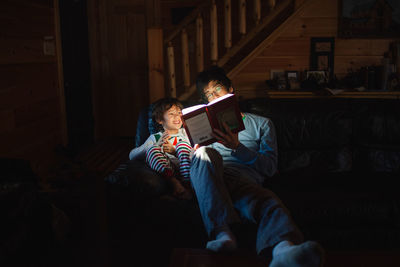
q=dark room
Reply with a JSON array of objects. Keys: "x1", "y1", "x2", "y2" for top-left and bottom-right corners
[{"x1": 1, "y1": 0, "x2": 400, "y2": 266}]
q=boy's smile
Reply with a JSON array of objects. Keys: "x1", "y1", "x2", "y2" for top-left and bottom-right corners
[{"x1": 158, "y1": 105, "x2": 183, "y2": 134}]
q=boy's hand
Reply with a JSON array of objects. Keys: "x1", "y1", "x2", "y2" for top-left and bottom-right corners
[
  {"x1": 163, "y1": 141, "x2": 176, "y2": 154},
  {"x1": 162, "y1": 131, "x2": 176, "y2": 154},
  {"x1": 212, "y1": 122, "x2": 240, "y2": 150}
]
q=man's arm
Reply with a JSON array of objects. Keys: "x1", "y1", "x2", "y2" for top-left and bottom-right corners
[{"x1": 213, "y1": 118, "x2": 278, "y2": 177}]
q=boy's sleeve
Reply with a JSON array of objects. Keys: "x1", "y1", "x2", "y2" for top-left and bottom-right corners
[{"x1": 129, "y1": 135, "x2": 156, "y2": 160}]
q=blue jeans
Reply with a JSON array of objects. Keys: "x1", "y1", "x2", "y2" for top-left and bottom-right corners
[{"x1": 190, "y1": 147, "x2": 303, "y2": 254}]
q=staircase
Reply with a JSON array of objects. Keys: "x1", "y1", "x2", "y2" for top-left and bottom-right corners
[{"x1": 163, "y1": 0, "x2": 316, "y2": 101}]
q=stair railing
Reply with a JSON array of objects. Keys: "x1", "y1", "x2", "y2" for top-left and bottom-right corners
[{"x1": 164, "y1": 0, "x2": 286, "y2": 100}]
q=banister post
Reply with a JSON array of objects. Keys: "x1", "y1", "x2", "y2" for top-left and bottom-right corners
[
  {"x1": 167, "y1": 42, "x2": 176, "y2": 98},
  {"x1": 224, "y1": 0, "x2": 232, "y2": 49},
  {"x1": 254, "y1": 0, "x2": 261, "y2": 25},
  {"x1": 239, "y1": 0, "x2": 246, "y2": 36},
  {"x1": 210, "y1": 0, "x2": 218, "y2": 64},
  {"x1": 181, "y1": 29, "x2": 190, "y2": 91},
  {"x1": 268, "y1": 0, "x2": 276, "y2": 10},
  {"x1": 196, "y1": 13, "x2": 204, "y2": 73}
]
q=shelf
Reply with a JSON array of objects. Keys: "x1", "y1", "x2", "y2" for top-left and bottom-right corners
[{"x1": 263, "y1": 90, "x2": 400, "y2": 99}]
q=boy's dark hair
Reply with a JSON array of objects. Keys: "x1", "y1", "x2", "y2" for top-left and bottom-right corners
[
  {"x1": 196, "y1": 66, "x2": 232, "y2": 102},
  {"x1": 151, "y1": 97, "x2": 183, "y2": 127}
]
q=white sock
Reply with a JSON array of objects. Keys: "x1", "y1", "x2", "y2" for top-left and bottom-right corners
[
  {"x1": 270, "y1": 240, "x2": 324, "y2": 267},
  {"x1": 206, "y1": 227, "x2": 237, "y2": 252},
  {"x1": 273, "y1": 240, "x2": 294, "y2": 256}
]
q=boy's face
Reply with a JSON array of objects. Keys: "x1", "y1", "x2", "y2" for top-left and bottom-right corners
[
  {"x1": 158, "y1": 105, "x2": 183, "y2": 133},
  {"x1": 203, "y1": 80, "x2": 233, "y2": 102}
]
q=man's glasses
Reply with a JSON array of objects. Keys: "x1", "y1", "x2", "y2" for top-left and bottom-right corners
[{"x1": 205, "y1": 85, "x2": 223, "y2": 100}]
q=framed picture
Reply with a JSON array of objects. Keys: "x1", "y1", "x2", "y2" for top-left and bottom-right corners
[
  {"x1": 387, "y1": 73, "x2": 400, "y2": 91},
  {"x1": 270, "y1": 69, "x2": 285, "y2": 80},
  {"x1": 270, "y1": 69, "x2": 286, "y2": 90},
  {"x1": 338, "y1": 0, "x2": 400, "y2": 38},
  {"x1": 306, "y1": 71, "x2": 328, "y2": 85},
  {"x1": 285, "y1": 71, "x2": 300, "y2": 90},
  {"x1": 310, "y1": 37, "x2": 334, "y2": 78}
]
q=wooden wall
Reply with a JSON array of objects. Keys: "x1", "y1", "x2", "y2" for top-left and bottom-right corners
[
  {"x1": 0, "y1": 0, "x2": 65, "y2": 176},
  {"x1": 231, "y1": 0, "x2": 398, "y2": 97},
  {"x1": 87, "y1": 0, "x2": 148, "y2": 139}
]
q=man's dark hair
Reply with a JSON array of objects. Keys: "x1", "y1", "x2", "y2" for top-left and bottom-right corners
[
  {"x1": 151, "y1": 97, "x2": 183, "y2": 127},
  {"x1": 196, "y1": 66, "x2": 232, "y2": 102}
]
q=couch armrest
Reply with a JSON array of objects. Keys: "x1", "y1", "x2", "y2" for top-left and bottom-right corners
[{"x1": 105, "y1": 159, "x2": 169, "y2": 197}]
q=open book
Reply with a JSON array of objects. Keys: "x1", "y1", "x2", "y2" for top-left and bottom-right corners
[{"x1": 181, "y1": 93, "x2": 245, "y2": 146}]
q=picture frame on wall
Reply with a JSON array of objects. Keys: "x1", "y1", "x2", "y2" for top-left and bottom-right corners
[
  {"x1": 310, "y1": 37, "x2": 335, "y2": 79},
  {"x1": 270, "y1": 69, "x2": 286, "y2": 90},
  {"x1": 285, "y1": 71, "x2": 300, "y2": 90},
  {"x1": 338, "y1": 0, "x2": 400, "y2": 38},
  {"x1": 306, "y1": 70, "x2": 328, "y2": 85}
]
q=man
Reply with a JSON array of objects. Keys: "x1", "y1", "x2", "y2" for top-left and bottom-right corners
[{"x1": 189, "y1": 66, "x2": 324, "y2": 267}]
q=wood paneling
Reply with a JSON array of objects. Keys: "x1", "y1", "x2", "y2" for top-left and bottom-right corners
[
  {"x1": 232, "y1": 73, "x2": 268, "y2": 91},
  {"x1": 261, "y1": 37, "x2": 309, "y2": 56},
  {"x1": 334, "y1": 56, "x2": 383, "y2": 75},
  {"x1": 233, "y1": 0, "x2": 398, "y2": 97},
  {"x1": 148, "y1": 28, "x2": 165, "y2": 102},
  {"x1": 0, "y1": 64, "x2": 58, "y2": 109},
  {"x1": 88, "y1": 0, "x2": 148, "y2": 138},
  {"x1": 0, "y1": 0, "x2": 63, "y2": 177},
  {"x1": 300, "y1": 0, "x2": 336, "y2": 18},
  {"x1": 241, "y1": 56, "x2": 309, "y2": 75},
  {"x1": 0, "y1": 38, "x2": 56, "y2": 64},
  {"x1": 335, "y1": 39, "x2": 390, "y2": 56},
  {"x1": 0, "y1": 115, "x2": 60, "y2": 154},
  {"x1": 0, "y1": 110, "x2": 15, "y2": 133}
]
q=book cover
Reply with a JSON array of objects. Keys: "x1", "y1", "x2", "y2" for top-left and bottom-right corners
[{"x1": 181, "y1": 94, "x2": 245, "y2": 146}]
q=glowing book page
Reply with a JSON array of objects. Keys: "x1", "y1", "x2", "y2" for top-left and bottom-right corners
[
  {"x1": 183, "y1": 112, "x2": 213, "y2": 145},
  {"x1": 181, "y1": 104, "x2": 205, "y2": 114}
]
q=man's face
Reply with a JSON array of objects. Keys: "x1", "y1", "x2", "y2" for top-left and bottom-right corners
[{"x1": 203, "y1": 80, "x2": 233, "y2": 102}]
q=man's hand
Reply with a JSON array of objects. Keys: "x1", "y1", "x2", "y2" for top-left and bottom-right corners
[{"x1": 212, "y1": 122, "x2": 240, "y2": 150}]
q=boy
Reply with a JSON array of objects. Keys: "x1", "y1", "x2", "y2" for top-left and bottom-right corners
[{"x1": 129, "y1": 98, "x2": 192, "y2": 199}]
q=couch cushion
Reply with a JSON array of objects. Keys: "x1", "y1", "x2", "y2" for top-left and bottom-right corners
[
  {"x1": 241, "y1": 98, "x2": 353, "y2": 173},
  {"x1": 352, "y1": 99, "x2": 400, "y2": 147},
  {"x1": 278, "y1": 146, "x2": 352, "y2": 174},
  {"x1": 105, "y1": 160, "x2": 169, "y2": 197},
  {"x1": 351, "y1": 99, "x2": 400, "y2": 173},
  {"x1": 353, "y1": 148, "x2": 400, "y2": 173}
]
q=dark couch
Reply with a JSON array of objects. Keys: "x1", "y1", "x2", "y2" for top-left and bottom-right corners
[{"x1": 105, "y1": 97, "x2": 400, "y2": 265}]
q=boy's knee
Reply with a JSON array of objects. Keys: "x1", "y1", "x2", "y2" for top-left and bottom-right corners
[
  {"x1": 176, "y1": 141, "x2": 192, "y2": 153},
  {"x1": 145, "y1": 146, "x2": 164, "y2": 162}
]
